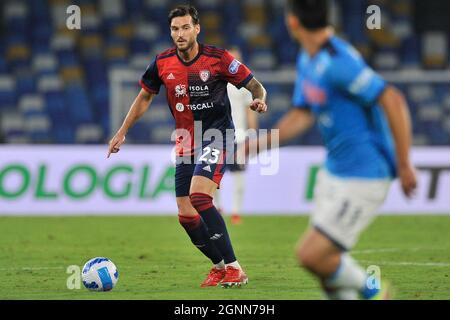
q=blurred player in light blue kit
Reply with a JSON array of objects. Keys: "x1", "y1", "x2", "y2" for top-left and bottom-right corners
[{"x1": 251, "y1": 0, "x2": 418, "y2": 299}]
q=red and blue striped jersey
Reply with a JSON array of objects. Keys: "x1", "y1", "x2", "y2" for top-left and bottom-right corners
[{"x1": 139, "y1": 43, "x2": 254, "y2": 156}]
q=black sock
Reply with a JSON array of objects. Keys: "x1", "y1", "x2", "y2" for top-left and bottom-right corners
[
  {"x1": 178, "y1": 214, "x2": 223, "y2": 264},
  {"x1": 190, "y1": 193, "x2": 237, "y2": 264}
]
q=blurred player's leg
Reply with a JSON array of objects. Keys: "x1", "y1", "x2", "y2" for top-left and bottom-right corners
[
  {"x1": 297, "y1": 170, "x2": 391, "y2": 299},
  {"x1": 298, "y1": 229, "x2": 378, "y2": 300},
  {"x1": 231, "y1": 171, "x2": 244, "y2": 224}
]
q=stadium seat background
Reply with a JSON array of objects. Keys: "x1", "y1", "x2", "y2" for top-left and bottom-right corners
[{"x1": 0, "y1": 0, "x2": 449, "y2": 145}]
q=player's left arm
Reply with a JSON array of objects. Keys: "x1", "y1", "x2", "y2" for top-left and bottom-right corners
[
  {"x1": 330, "y1": 52, "x2": 417, "y2": 197},
  {"x1": 378, "y1": 85, "x2": 417, "y2": 197},
  {"x1": 244, "y1": 78, "x2": 268, "y2": 114},
  {"x1": 221, "y1": 50, "x2": 267, "y2": 113}
]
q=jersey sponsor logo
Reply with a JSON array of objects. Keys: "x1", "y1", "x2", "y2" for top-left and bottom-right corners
[
  {"x1": 303, "y1": 80, "x2": 327, "y2": 105},
  {"x1": 175, "y1": 103, "x2": 184, "y2": 112},
  {"x1": 228, "y1": 59, "x2": 241, "y2": 74},
  {"x1": 199, "y1": 70, "x2": 210, "y2": 82},
  {"x1": 186, "y1": 102, "x2": 214, "y2": 111},
  {"x1": 189, "y1": 85, "x2": 209, "y2": 97},
  {"x1": 175, "y1": 84, "x2": 187, "y2": 98},
  {"x1": 167, "y1": 73, "x2": 175, "y2": 80}
]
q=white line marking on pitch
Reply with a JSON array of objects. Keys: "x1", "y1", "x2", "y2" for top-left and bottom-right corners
[
  {"x1": 0, "y1": 266, "x2": 65, "y2": 271},
  {"x1": 359, "y1": 260, "x2": 450, "y2": 267},
  {"x1": 352, "y1": 248, "x2": 402, "y2": 254},
  {"x1": 352, "y1": 247, "x2": 426, "y2": 254}
]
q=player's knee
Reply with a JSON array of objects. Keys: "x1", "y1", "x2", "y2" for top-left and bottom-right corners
[
  {"x1": 189, "y1": 192, "x2": 214, "y2": 212},
  {"x1": 178, "y1": 214, "x2": 201, "y2": 230},
  {"x1": 296, "y1": 244, "x2": 320, "y2": 272},
  {"x1": 176, "y1": 197, "x2": 196, "y2": 216}
]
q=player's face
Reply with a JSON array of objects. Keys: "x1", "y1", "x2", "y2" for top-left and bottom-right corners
[
  {"x1": 285, "y1": 12, "x2": 306, "y2": 44},
  {"x1": 170, "y1": 15, "x2": 200, "y2": 52}
]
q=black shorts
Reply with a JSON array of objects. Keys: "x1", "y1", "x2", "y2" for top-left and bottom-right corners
[{"x1": 175, "y1": 145, "x2": 230, "y2": 197}]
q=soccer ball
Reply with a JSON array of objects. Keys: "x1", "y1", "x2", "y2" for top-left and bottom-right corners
[{"x1": 82, "y1": 257, "x2": 119, "y2": 291}]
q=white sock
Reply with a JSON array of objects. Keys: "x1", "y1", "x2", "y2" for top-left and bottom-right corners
[
  {"x1": 214, "y1": 260, "x2": 225, "y2": 269},
  {"x1": 324, "y1": 253, "x2": 366, "y2": 291},
  {"x1": 226, "y1": 261, "x2": 241, "y2": 270},
  {"x1": 232, "y1": 172, "x2": 244, "y2": 214}
]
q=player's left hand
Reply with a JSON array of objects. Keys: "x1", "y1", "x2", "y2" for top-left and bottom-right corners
[
  {"x1": 249, "y1": 99, "x2": 267, "y2": 114},
  {"x1": 398, "y1": 163, "x2": 417, "y2": 198}
]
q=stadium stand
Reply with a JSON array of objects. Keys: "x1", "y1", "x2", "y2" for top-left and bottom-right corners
[{"x1": 0, "y1": 0, "x2": 449, "y2": 145}]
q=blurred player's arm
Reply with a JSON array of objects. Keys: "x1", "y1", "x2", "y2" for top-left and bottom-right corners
[
  {"x1": 378, "y1": 85, "x2": 417, "y2": 197},
  {"x1": 244, "y1": 108, "x2": 314, "y2": 157},
  {"x1": 107, "y1": 89, "x2": 156, "y2": 158},
  {"x1": 273, "y1": 108, "x2": 314, "y2": 144},
  {"x1": 245, "y1": 78, "x2": 268, "y2": 113}
]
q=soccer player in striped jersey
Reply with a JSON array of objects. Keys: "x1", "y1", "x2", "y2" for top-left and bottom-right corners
[{"x1": 108, "y1": 5, "x2": 267, "y2": 288}]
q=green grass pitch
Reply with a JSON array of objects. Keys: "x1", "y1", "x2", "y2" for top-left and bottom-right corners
[{"x1": 0, "y1": 215, "x2": 449, "y2": 300}]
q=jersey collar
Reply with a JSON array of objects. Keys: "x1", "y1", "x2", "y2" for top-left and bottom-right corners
[{"x1": 176, "y1": 42, "x2": 203, "y2": 66}]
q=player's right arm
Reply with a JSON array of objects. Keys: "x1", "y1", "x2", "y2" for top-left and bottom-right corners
[
  {"x1": 108, "y1": 57, "x2": 162, "y2": 158},
  {"x1": 272, "y1": 108, "x2": 314, "y2": 145},
  {"x1": 107, "y1": 89, "x2": 156, "y2": 158},
  {"x1": 244, "y1": 59, "x2": 314, "y2": 157},
  {"x1": 244, "y1": 108, "x2": 314, "y2": 157}
]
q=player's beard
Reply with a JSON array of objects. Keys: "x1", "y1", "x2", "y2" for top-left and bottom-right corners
[{"x1": 176, "y1": 37, "x2": 195, "y2": 53}]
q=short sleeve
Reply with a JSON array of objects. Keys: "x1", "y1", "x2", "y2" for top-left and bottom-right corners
[
  {"x1": 329, "y1": 51, "x2": 386, "y2": 106},
  {"x1": 139, "y1": 57, "x2": 162, "y2": 94},
  {"x1": 221, "y1": 50, "x2": 254, "y2": 89}
]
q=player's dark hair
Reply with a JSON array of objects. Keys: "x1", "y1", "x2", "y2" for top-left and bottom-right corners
[
  {"x1": 168, "y1": 5, "x2": 200, "y2": 25},
  {"x1": 286, "y1": 0, "x2": 329, "y2": 30}
]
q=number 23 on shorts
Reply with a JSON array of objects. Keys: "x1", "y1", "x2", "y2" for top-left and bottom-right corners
[{"x1": 199, "y1": 146, "x2": 221, "y2": 164}]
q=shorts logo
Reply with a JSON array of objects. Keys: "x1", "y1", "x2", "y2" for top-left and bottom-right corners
[
  {"x1": 175, "y1": 103, "x2": 184, "y2": 112},
  {"x1": 175, "y1": 84, "x2": 187, "y2": 98},
  {"x1": 228, "y1": 59, "x2": 241, "y2": 74},
  {"x1": 199, "y1": 70, "x2": 210, "y2": 82}
]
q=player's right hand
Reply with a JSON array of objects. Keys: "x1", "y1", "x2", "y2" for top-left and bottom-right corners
[
  {"x1": 107, "y1": 133, "x2": 126, "y2": 158},
  {"x1": 398, "y1": 162, "x2": 417, "y2": 198}
]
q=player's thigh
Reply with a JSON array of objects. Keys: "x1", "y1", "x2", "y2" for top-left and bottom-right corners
[
  {"x1": 190, "y1": 175, "x2": 218, "y2": 196},
  {"x1": 312, "y1": 170, "x2": 391, "y2": 251},
  {"x1": 175, "y1": 162, "x2": 196, "y2": 198},
  {"x1": 190, "y1": 145, "x2": 227, "y2": 196}
]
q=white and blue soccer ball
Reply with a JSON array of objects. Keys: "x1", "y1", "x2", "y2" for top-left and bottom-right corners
[{"x1": 82, "y1": 257, "x2": 119, "y2": 291}]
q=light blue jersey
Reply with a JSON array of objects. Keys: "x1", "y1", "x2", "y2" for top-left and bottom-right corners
[{"x1": 292, "y1": 36, "x2": 396, "y2": 179}]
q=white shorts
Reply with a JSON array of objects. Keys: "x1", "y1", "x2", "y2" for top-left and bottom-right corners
[{"x1": 311, "y1": 169, "x2": 391, "y2": 251}]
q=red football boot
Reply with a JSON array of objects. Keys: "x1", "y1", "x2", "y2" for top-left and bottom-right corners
[
  {"x1": 200, "y1": 267, "x2": 226, "y2": 287},
  {"x1": 220, "y1": 266, "x2": 248, "y2": 288}
]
